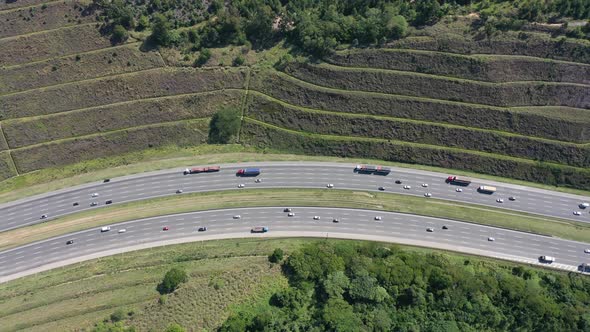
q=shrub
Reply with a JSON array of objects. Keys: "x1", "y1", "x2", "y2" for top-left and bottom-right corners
[
  {"x1": 208, "y1": 107, "x2": 242, "y2": 144},
  {"x1": 110, "y1": 309, "x2": 126, "y2": 322},
  {"x1": 111, "y1": 24, "x2": 128, "y2": 43},
  {"x1": 164, "y1": 323, "x2": 186, "y2": 332},
  {"x1": 269, "y1": 248, "x2": 284, "y2": 263},
  {"x1": 233, "y1": 55, "x2": 245, "y2": 66},
  {"x1": 151, "y1": 13, "x2": 171, "y2": 46},
  {"x1": 157, "y1": 267, "x2": 188, "y2": 294},
  {"x1": 193, "y1": 48, "x2": 211, "y2": 67}
]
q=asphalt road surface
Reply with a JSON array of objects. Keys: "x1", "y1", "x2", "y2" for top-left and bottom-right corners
[
  {"x1": 1, "y1": 207, "x2": 589, "y2": 283},
  {"x1": 1, "y1": 163, "x2": 588, "y2": 232}
]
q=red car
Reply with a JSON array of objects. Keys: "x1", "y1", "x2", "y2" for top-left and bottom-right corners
[{"x1": 163, "y1": 226, "x2": 169, "y2": 231}]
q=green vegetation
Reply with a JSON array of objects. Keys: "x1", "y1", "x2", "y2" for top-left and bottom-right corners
[
  {"x1": 223, "y1": 241, "x2": 590, "y2": 331},
  {"x1": 158, "y1": 267, "x2": 188, "y2": 294},
  {"x1": 208, "y1": 106, "x2": 242, "y2": 144}
]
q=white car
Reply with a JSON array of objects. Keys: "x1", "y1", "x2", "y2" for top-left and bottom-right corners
[
  {"x1": 118, "y1": 229, "x2": 127, "y2": 233},
  {"x1": 238, "y1": 184, "x2": 245, "y2": 188},
  {"x1": 426, "y1": 228, "x2": 434, "y2": 232},
  {"x1": 313, "y1": 216, "x2": 320, "y2": 220},
  {"x1": 90, "y1": 202, "x2": 98, "y2": 206},
  {"x1": 255, "y1": 178, "x2": 263, "y2": 183},
  {"x1": 101, "y1": 226, "x2": 111, "y2": 232},
  {"x1": 455, "y1": 188, "x2": 463, "y2": 192},
  {"x1": 176, "y1": 189, "x2": 183, "y2": 194},
  {"x1": 421, "y1": 183, "x2": 428, "y2": 187},
  {"x1": 496, "y1": 198, "x2": 504, "y2": 203},
  {"x1": 424, "y1": 193, "x2": 432, "y2": 197},
  {"x1": 91, "y1": 193, "x2": 99, "y2": 197},
  {"x1": 573, "y1": 211, "x2": 582, "y2": 216},
  {"x1": 288, "y1": 212, "x2": 295, "y2": 217},
  {"x1": 327, "y1": 184, "x2": 334, "y2": 188},
  {"x1": 403, "y1": 185, "x2": 411, "y2": 190},
  {"x1": 374, "y1": 216, "x2": 382, "y2": 221},
  {"x1": 488, "y1": 237, "x2": 495, "y2": 242},
  {"x1": 584, "y1": 249, "x2": 590, "y2": 254},
  {"x1": 233, "y1": 215, "x2": 241, "y2": 219}
]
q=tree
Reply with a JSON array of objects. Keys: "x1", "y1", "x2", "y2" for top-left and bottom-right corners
[
  {"x1": 414, "y1": 0, "x2": 442, "y2": 26},
  {"x1": 111, "y1": 24, "x2": 128, "y2": 43},
  {"x1": 194, "y1": 48, "x2": 211, "y2": 67},
  {"x1": 158, "y1": 267, "x2": 188, "y2": 294},
  {"x1": 322, "y1": 298, "x2": 363, "y2": 332},
  {"x1": 150, "y1": 13, "x2": 171, "y2": 46},
  {"x1": 269, "y1": 248, "x2": 284, "y2": 263},
  {"x1": 232, "y1": 54, "x2": 245, "y2": 66},
  {"x1": 208, "y1": 107, "x2": 241, "y2": 143},
  {"x1": 110, "y1": 309, "x2": 125, "y2": 322},
  {"x1": 164, "y1": 323, "x2": 186, "y2": 332},
  {"x1": 323, "y1": 271, "x2": 350, "y2": 299}
]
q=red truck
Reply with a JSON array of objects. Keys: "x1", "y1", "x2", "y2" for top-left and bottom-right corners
[
  {"x1": 446, "y1": 176, "x2": 472, "y2": 186},
  {"x1": 183, "y1": 166, "x2": 220, "y2": 175}
]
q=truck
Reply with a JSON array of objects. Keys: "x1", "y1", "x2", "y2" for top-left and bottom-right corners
[
  {"x1": 446, "y1": 176, "x2": 472, "y2": 186},
  {"x1": 237, "y1": 168, "x2": 261, "y2": 176},
  {"x1": 251, "y1": 226, "x2": 269, "y2": 233},
  {"x1": 355, "y1": 165, "x2": 390, "y2": 175},
  {"x1": 183, "y1": 166, "x2": 220, "y2": 175},
  {"x1": 539, "y1": 256, "x2": 555, "y2": 263},
  {"x1": 101, "y1": 226, "x2": 111, "y2": 232},
  {"x1": 477, "y1": 185, "x2": 497, "y2": 194}
]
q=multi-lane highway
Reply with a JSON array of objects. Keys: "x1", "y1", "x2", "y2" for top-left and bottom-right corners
[
  {"x1": 1, "y1": 207, "x2": 589, "y2": 283},
  {"x1": 1, "y1": 162, "x2": 589, "y2": 232}
]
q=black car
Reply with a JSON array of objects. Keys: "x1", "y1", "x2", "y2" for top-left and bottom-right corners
[
  {"x1": 332, "y1": 218, "x2": 340, "y2": 223},
  {"x1": 442, "y1": 225, "x2": 448, "y2": 230},
  {"x1": 378, "y1": 186, "x2": 385, "y2": 191},
  {"x1": 283, "y1": 208, "x2": 292, "y2": 212},
  {"x1": 105, "y1": 200, "x2": 113, "y2": 205},
  {"x1": 73, "y1": 202, "x2": 79, "y2": 206},
  {"x1": 198, "y1": 227, "x2": 208, "y2": 232},
  {"x1": 103, "y1": 179, "x2": 110, "y2": 183},
  {"x1": 66, "y1": 239, "x2": 74, "y2": 245},
  {"x1": 395, "y1": 180, "x2": 402, "y2": 184}
]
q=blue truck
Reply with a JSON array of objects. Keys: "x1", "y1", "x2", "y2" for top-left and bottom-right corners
[{"x1": 236, "y1": 168, "x2": 261, "y2": 176}]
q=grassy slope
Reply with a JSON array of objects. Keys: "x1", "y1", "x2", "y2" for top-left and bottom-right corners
[
  {"x1": 10, "y1": 119, "x2": 210, "y2": 173},
  {"x1": 241, "y1": 119, "x2": 590, "y2": 190},
  {"x1": 0, "y1": 0, "x2": 51, "y2": 11},
  {"x1": 0, "y1": 43, "x2": 165, "y2": 95},
  {"x1": 247, "y1": 92, "x2": 590, "y2": 167},
  {"x1": 0, "y1": 151, "x2": 18, "y2": 181},
  {"x1": 248, "y1": 70, "x2": 590, "y2": 143},
  {"x1": 328, "y1": 48, "x2": 590, "y2": 84},
  {"x1": 2, "y1": 90, "x2": 243, "y2": 148}
]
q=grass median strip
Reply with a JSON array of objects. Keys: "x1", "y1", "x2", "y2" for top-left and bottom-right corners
[{"x1": 1, "y1": 188, "x2": 589, "y2": 252}]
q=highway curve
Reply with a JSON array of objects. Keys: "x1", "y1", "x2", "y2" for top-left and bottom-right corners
[
  {"x1": 1, "y1": 207, "x2": 589, "y2": 283},
  {"x1": 1, "y1": 162, "x2": 589, "y2": 232}
]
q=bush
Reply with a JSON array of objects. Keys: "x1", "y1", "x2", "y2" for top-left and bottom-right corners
[
  {"x1": 208, "y1": 107, "x2": 242, "y2": 144},
  {"x1": 164, "y1": 323, "x2": 186, "y2": 332},
  {"x1": 110, "y1": 309, "x2": 125, "y2": 322},
  {"x1": 193, "y1": 49, "x2": 211, "y2": 67},
  {"x1": 233, "y1": 55, "x2": 245, "y2": 66},
  {"x1": 111, "y1": 24, "x2": 128, "y2": 43},
  {"x1": 269, "y1": 248, "x2": 284, "y2": 263},
  {"x1": 150, "y1": 13, "x2": 171, "y2": 46},
  {"x1": 157, "y1": 267, "x2": 188, "y2": 294}
]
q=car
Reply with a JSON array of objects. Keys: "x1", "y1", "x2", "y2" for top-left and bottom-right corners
[
  {"x1": 378, "y1": 186, "x2": 386, "y2": 191},
  {"x1": 163, "y1": 226, "x2": 169, "y2": 231},
  {"x1": 332, "y1": 218, "x2": 340, "y2": 223},
  {"x1": 496, "y1": 198, "x2": 504, "y2": 203},
  {"x1": 238, "y1": 184, "x2": 245, "y2": 188},
  {"x1": 403, "y1": 185, "x2": 411, "y2": 190},
  {"x1": 374, "y1": 216, "x2": 382, "y2": 221},
  {"x1": 90, "y1": 202, "x2": 98, "y2": 206},
  {"x1": 421, "y1": 183, "x2": 428, "y2": 187},
  {"x1": 455, "y1": 188, "x2": 463, "y2": 192},
  {"x1": 255, "y1": 178, "x2": 263, "y2": 183},
  {"x1": 91, "y1": 193, "x2": 99, "y2": 197},
  {"x1": 288, "y1": 212, "x2": 295, "y2": 217},
  {"x1": 233, "y1": 215, "x2": 241, "y2": 219},
  {"x1": 118, "y1": 229, "x2": 126, "y2": 233},
  {"x1": 488, "y1": 237, "x2": 495, "y2": 242},
  {"x1": 442, "y1": 225, "x2": 448, "y2": 230},
  {"x1": 424, "y1": 193, "x2": 432, "y2": 197},
  {"x1": 395, "y1": 180, "x2": 402, "y2": 184},
  {"x1": 73, "y1": 202, "x2": 79, "y2": 206},
  {"x1": 426, "y1": 228, "x2": 434, "y2": 232},
  {"x1": 508, "y1": 196, "x2": 516, "y2": 201},
  {"x1": 176, "y1": 189, "x2": 183, "y2": 194},
  {"x1": 101, "y1": 226, "x2": 111, "y2": 232},
  {"x1": 584, "y1": 249, "x2": 590, "y2": 254},
  {"x1": 327, "y1": 184, "x2": 334, "y2": 188},
  {"x1": 574, "y1": 211, "x2": 582, "y2": 216},
  {"x1": 103, "y1": 179, "x2": 110, "y2": 183},
  {"x1": 40, "y1": 214, "x2": 48, "y2": 219},
  {"x1": 105, "y1": 200, "x2": 113, "y2": 205},
  {"x1": 539, "y1": 255, "x2": 555, "y2": 263},
  {"x1": 198, "y1": 227, "x2": 208, "y2": 232},
  {"x1": 66, "y1": 239, "x2": 74, "y2": 245},
  {"x1": 313, "y1": 216, "x2": 321, "y2": 220},
  {"x1": 579, "y1": 203, "x2": 589, "y2": 209},
  {"x1": 284, "y1": 208, "x2": 292, "y2": 212}
]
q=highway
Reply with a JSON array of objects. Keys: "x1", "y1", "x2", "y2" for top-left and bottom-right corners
[
  {"x1": 1, "y1": 207, "x2": 589, "y2": 283},
  {"x1": 0, "y1": 162, "x2": 589, "y2": 232}
]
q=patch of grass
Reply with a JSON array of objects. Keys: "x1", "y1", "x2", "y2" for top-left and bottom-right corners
[
  {"x1": 329, "y1": 48, "x2": 590, "y2": 84},
  {"x1": 247, "y1": 92, "x2": 590, "y2": 167},
  {"x1": 242, "y1": 119, "x2": 590, "y2": 190},
  {"x1": 0, "y1": 43, "x2": 165, "y2": 95},
  {"x1": 0, "y1": 67, "x2": 247, "y2": 120},
  {"x1": 10, "y1": 119, "x2": 210, "y2": 173},
  {"x1": 2, "y1": 188, "x2": 590, "y2": 252},
  {"x1": 0, "y1": 23, "x2": 114, "y2": 67},
  {"x1": 0, "y1": 0, "x2": 95, "y2": 39},
  {"x1": 0, "y1": 151, "x2": 18, "y2": 181},
  {"x1": 3, "y1": 90, "x2": 243, "y2": 148}
]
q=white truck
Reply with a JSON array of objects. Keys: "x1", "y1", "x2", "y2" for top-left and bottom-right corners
[{"x1": 101, "y1": 226, "x2": 111, "y2": 232}]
